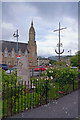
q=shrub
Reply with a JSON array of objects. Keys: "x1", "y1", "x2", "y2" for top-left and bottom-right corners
[
  {"x1": 47, "y1": 67, "x2": 58, "y2": 78},
  {"x1": 55, "y1": 67, "x2": 78, "y2": 92},
  {"x1": 44, "y1": 66, "x2": 78, "y2": 93}
]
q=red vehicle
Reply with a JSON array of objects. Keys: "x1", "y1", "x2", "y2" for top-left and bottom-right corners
[
  {"x1": 40, "y1": 66, "x2": 45, "y2": 71},
  {"x1": 34, "y1": 66, "x2": 45, "y2": 71},
  {"x1": 34, "y1": 67, "x2": 41, "y2": 71}
]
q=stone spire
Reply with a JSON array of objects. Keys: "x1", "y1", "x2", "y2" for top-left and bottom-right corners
[
  {"x1": 28, "y1": 20, "x2": 37, "y2": 66},
  {"x1": 29, "y1": 20, "x2": 35, "y2": 43},
  {"x1": 31, "y1": 20, "x2": 33, "y2": 27}
]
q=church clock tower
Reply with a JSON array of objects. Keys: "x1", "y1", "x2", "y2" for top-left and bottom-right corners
[{"x1": 27, "y1": 20, "x2": 37, "y2": 66}]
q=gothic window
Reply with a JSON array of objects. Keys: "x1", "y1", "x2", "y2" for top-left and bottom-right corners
[
  {"x1": 5, "y1": 50, "x2": 7, "y2": 58},
  {"x1": 8, "y1": 54, "x2": 11, "y2": 65},
  {"x1": 19, "y1": 51, "x2": 21, "y2": 56},
  {"x1": 4, "y1": 58, "x2": 7, "y2": 64},
  {"x1": 11, "y1": 50, "x2": 14, "y2": 65},
  {"x1": 32, "y1": 52, "x2": 34, "y2": 58},
  {"x1": 25, "y1": 51, "x2": 27, "y2": 57},
  {"x1": 12, "y1": 59, "x2": 14, "y2": 65},
  {"x1": 12, "y1": 51, "x2": 14, "y2": 58},
  {"x1": 4, "y1": 50, "x2": 7, "y2": 64}
]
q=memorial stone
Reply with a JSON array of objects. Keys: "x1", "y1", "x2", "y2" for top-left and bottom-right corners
[{"x1": 17, "y1": 55, "x2": 30, "y2": 83}]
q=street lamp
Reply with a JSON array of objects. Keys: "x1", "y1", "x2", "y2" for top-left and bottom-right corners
[
  {"x1": 13, "y1": 29, "x2": 19, "y2": 67},
  {"x1": 68, "y1": 49, "x2": 71, "y2": 56}
]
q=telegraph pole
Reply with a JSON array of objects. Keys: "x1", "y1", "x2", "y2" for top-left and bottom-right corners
[{"x1": 54, "y1": 22, "x2": 67, "y2": 62}]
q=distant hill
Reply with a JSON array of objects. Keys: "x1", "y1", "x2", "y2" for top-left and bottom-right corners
[
  {"x1": 48, "y1": 56, "x2": 58, "y2": 61},
  {"x1": 37, "y1": 55, "x2": 73, "y2": 61},
  {"x1": 48, "y1": 55, "x2": 72, "y2": 61}
]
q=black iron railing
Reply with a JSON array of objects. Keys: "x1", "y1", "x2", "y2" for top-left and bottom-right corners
[{"x1": 2, "y1": 78, "x2": 78, "y2": 119}]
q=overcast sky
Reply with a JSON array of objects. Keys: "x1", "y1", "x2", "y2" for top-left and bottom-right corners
[{"x1": 2, "y1": 2, "x2": 78, "y2": 57}]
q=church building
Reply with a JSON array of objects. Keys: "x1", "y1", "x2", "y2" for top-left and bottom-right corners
[{"x1": 0, "y1": 21, "x2": 37, "y2": 67}]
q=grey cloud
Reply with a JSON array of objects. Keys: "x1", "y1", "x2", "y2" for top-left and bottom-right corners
[
  {"x1": 2, "y1": 2, "x2": 78, "y2": 23},
  {"x1": 2, "y1": 2, "x2": 16, "y2": 23},
  {"x1": 30, "y1": 2, "x2": 78, "y2": 22},
  {"x1": 2, "y1": 0, "x2": 79, "y2": 2},
  {"x1": 1, "y1": 2, "x2": 78, "y2": 56}
]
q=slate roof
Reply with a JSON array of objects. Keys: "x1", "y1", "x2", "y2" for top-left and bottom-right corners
[{"x1": 0, "y1": 40, "x2": 29, "y2": 53}]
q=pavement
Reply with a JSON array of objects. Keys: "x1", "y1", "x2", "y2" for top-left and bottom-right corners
[{"x1": 10, "y1": 90, "x2": 79, "y2": 119}]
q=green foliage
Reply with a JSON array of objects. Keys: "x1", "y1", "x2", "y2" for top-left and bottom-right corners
[
  {"x1": 1, "y1": 66, "x2": 79, "y2": 118},
  {"x1": 46, "y1": 66, "x2": 78, "y2": 93},
  {"x1": 2, "y1": 71, "x2": 25, "y2": 107},
  {"x1": 70, "y1": 55, "x2": 78, "y2": 66},
  {"x1": 2, "y1": 69, "x2": 17, "y2": 84},
  {"x1": 55, "y1": 61, "x2": 66, "y2": 67},
  {"x1": 70, "y1": 51, "x2": 80, "y2": 67},
  {"x1": 55, "y1": 67, "x2": 78, "y2": 83},
  {"x1": 47, "y1": 67, "x2": 58, "y2": 78},
  {"x1": 49, "y1": 59, "x2": 56, "y2": 65},
  {"x1": 32, "y1": 77, "x2": 50, "y2": 94}
]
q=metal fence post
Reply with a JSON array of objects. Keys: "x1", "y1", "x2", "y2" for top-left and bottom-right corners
[
  {"x1": 40, "y1": 80, "x2": 41, "y2": 106},
  {"x1": 32, "y1": 69, "x2": 34, "y2": 77},
  {"x1": 15, "y1": 81, "x2": 16, "y2": 114},
  {"x1": 11, "y1": 80, "x2": 12, "y2": 116},
  {"x1": 24, "y1": 81, "x2": 26, "y2": 111},
  {"x1": 37, "y1": 80, "x2": 39, "y2": 107},
  {"x1": 7, "y1": 82, "x2": 9, "y2": 117},
  {"x1": 35, "y1": 79, "x2": 37, "y2": 106},
  {"x1": 18, "y1": 81, "x2": 20, "y2": 113},
  {"x1": 39, "y1": 70, "x2": 41, "y2": 78},
  {"x1": 27, "y1": 81, "x2": 29, "y2": 109},
  {"x1": 21, "y1": 81, "x2": 23, "y2": 111},
  {"x1": 33, "y1": 80, "x2": 34, "y2": 108},
  {"x1": 30, "y1": 81, "x2": 32, "y2": 109},
  {"x1": 46, "y1": 80, "x2": 48, "y2": 104},
  {"x1": 73, "y1": 79, "x2": 74, "y2": 91},
  {"x1": 2, "y1": 82, "x2": 5, "y2": 118}
]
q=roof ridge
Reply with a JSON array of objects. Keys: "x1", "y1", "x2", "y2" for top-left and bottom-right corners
[{"x1": 1, "y1": 40, "x2": 28, "y2": 44}]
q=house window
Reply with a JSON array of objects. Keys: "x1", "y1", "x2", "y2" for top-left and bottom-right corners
[{"x1": 25, "y1": 51, "x2": 27, "y2": 57}]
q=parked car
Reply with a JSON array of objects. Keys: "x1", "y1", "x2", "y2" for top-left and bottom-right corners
[
  {"x1": 6, "y1": 67, "x2": 17, "y2": 74},
  {"x1": 40, "y1": 66, "x2": 45, "y2": 71},
  {"x1": 0, "y1": 64, "x2": 8, "y2": 70},
  {"x1": 34, "y1": 66, "x2": 45, "y2": 71},
  {"x1": 71, "y1": 67, "x2": 78, "y2": 69},
  {"x1": 71, "y1": 67, "x2": 78, "y2": 71},
  {"x1": 34, "y1": 67, "x2": 41, "y2": 71}
]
